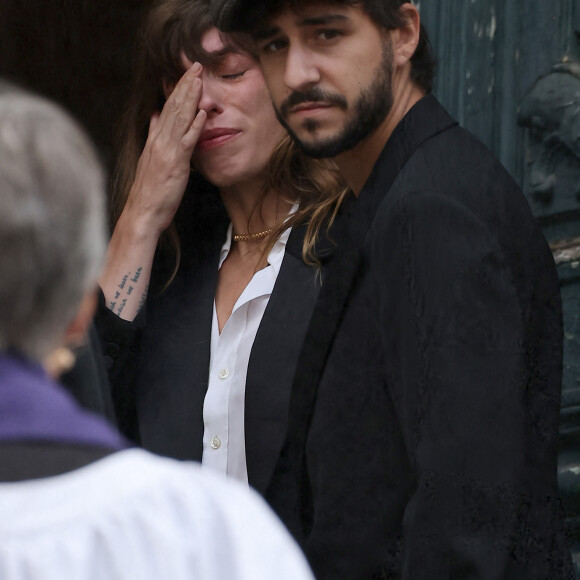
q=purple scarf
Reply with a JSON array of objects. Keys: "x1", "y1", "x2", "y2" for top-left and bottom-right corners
[{"x1": 0, "y1": 352, "x2": 126, "y2": 449}]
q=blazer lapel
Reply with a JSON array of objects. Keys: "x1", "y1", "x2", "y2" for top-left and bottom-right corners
[
  {"x1": 245, "y1": 227, "x2": 320, "y2": 494},
  {"x1": 287, "y1": 241, "x2": 362, "y2": 500}
]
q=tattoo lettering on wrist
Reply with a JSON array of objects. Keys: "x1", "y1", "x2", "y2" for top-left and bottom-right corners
[
  {"x1": 131, "y1": 267, "x2": 143, "y2": 283},
  {"x1": 117, "y1": 298, "x2": 128, "y2": 316},
  {"x1": 138, "y1": 284, "x2": 149, "y2": 311},
  {"x1": 110, "y1": 268, "x2": 146, "y2": 315}
]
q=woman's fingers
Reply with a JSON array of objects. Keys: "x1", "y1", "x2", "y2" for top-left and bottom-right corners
[
  {"x1": 158, "y1": 63, "x2": 203, "y2": 137},
  {"x1": 128, "y1": 62, "x2": 203, "y2": 225},
  {"x1": 182, "y1": 108, "x2": 207, "y2": 151},
  {"x1": 148, "y1": 112, "x2": 160, "y2": 136}
]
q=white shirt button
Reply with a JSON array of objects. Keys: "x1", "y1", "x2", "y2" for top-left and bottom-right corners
[
  {"x1": 210, "y1": 436, "x2": 221, "y2": 450},
  {"x1": 218, "y1": 368, "x2": 229, "y2": 379}
]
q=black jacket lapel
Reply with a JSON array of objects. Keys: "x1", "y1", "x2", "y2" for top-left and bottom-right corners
[
  {"x1": 245, "y1": 227, "x2": 320, "y2": 494},
  {"x1": 287, "y1": 242, "x2": 362, "y2": 502}
]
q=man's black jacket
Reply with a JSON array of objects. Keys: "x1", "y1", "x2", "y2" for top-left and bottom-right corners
[{"x1": 282, "y1": 95, "x2": 573, "y2": 579}]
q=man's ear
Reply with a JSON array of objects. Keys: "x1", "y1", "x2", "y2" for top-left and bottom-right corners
[
  {"x1": 64, "y1": 289, "x2": 98, "y2": 349},
  {"x1": 390, "y1": 3, "x2": 420, "y2": 68}
]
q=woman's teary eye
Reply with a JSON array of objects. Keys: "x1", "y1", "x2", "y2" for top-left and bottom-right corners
[{"x1": 221, "y1": 71, "x2": 247, "y2": 80}]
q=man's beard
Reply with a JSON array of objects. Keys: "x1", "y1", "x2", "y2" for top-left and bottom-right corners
[{"x1": 274, "y1": 41, "x2": 394, "y2": 159}]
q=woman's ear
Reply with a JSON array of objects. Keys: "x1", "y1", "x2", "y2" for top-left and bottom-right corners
[
  {"x1": 390, "y1": 3, "x2": 420, "y2": 68},
  {"x1": 43, "y1": 289, "x2": 98, "y2": 378}
]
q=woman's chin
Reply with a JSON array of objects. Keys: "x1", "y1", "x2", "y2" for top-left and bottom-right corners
[{"x1": 197, "y1": 165, "x2": 260, "y2": 191}]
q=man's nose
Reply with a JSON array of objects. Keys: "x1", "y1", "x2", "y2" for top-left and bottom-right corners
[{"x1": 283, "y1": 44, "x2": 321, "y2": 91}]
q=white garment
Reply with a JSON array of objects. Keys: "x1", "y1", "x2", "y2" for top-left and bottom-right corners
[
  {"x1": 0, "y1": 448, "x2": 313, "y2": 580},
  {"x1": 202, "y1": 220, "x2": 292, "y2": 482}
]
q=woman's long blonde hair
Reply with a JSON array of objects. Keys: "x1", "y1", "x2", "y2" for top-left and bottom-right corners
[{"x1": 112, "y1": 0, "x2": 349, "y2": 285}]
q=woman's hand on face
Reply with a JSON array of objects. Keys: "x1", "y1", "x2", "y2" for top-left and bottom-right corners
[
  {"x1": 126, "y1": 62, "x2": 207, "y2": 235},
  {"x1": 101, "y1": 63, "x2": 205, "y2": 322}
]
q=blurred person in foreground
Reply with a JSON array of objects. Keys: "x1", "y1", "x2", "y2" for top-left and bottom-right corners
[
  {"x1": 0, "y1": 89, "x2": 314, "y2": 580},
  {"x1": 0, "y1": 80, "x2": 115, "y2": 421}
]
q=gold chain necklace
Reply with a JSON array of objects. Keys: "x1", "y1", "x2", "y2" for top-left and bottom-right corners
[{"x1": 232, "y1": 228, "x2": 272, "y2": 242}]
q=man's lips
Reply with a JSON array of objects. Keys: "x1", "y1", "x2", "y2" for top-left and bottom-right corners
[
  {"x1": 290, "y1": 102, "x2": 334, "y2": 117},
  {"x1": 197, "y1": 128, "x2": 240, "y2": 150}
]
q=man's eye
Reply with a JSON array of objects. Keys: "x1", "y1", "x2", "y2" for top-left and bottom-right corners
[
  {"x1": 221, "y1": 71, "x2": 246, "y2": 80},
  {"x1": 262, "y1": 39, "x2": 287, "y2": 53},
  {"x1": 317, "y1": 29, "x2": 341, "y2": 41}
]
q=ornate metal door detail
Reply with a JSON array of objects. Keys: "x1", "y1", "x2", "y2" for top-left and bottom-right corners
[{"x1": 519, "y1": 58, "x2": 580, "y2": 573}]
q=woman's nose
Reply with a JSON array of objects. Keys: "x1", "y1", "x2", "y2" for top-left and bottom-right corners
[{"x1": 197, "y1": 76, "x2": 223, "y2": 115}]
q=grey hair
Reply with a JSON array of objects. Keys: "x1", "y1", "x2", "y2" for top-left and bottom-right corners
[{"x1": 0, "y1": 91, "x2": 107, "y2": 361}]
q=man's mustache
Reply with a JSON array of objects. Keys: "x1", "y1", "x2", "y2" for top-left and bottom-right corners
[{"x1": 278, "y1": 89, "x2": 348, "y2": 118}]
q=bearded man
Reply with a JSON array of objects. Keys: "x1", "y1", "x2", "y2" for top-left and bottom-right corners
[{"x1": 211, "y1": 1, "x2": 574, "y2": 578}]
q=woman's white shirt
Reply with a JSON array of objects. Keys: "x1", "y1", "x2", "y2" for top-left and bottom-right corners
[{"x1": 202, "y1": 219, "x2": 293, "y2": 483}]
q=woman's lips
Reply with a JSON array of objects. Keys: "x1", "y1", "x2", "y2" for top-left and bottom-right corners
[{"x1": 197, "y1": 128, "x2": 241, "y2": 150}]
